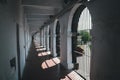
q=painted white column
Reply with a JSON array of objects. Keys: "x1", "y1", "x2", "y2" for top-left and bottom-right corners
[
  {"x1": 46, "y1": 25, "x2": 50, "y2": 51},
  {"x1": 39, "y1": 29, "x2": 41, "y2": 45},
  {"x1": 40, "y1": 29, "x2": 43, "y2": 46},
  {"x1": 43, "y1": 27, "x2": 46, "y2": 48},
  {"x1": 52, "y1": 32, "x2": 57, "y2": 57},
  {"x1": 41, "y1": 29, "x2": 44, "y2": 47},
  {"x1": 59, "y1": 12, "x2": 73, "y2": 69},
  {"x1": 50, "y1": 23, "x2": 57, "y2": 57},
  {"x1": 59, "y1": 4, "x2": 82, "y2": 69}
]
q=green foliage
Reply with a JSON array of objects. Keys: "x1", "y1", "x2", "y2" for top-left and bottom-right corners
[
  {"x1": 89, "y1": 44, "x2": 92, "y2": 50},
  {"x1": 79, "y1": 30, "x2": 91, "y2": 44}
]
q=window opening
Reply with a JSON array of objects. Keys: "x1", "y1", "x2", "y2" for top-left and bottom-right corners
[{"x1": 72, "y1": 6, "x2": 92, "y2": 80}]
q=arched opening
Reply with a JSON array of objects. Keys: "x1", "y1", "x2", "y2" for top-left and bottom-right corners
[
  {"x1": 72, "y1": 5, "x2": 92, "y2": 80},
  {"x1": 56, "y1": 21, "x2": 60, "y2": 57}
]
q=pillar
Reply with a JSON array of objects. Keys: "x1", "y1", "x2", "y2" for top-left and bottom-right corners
[
  {"x1": 40, "y1": 29, "x2": 44, "y2": 47},
  {"x1": 87, "y1": 0, "x2": 120, "y2": 80},
  {"x1": 50, "y1": 23, "x2": 57, "y2": 57},
  {"x1": 46, "y1": 25, "x2": 50, "y2": 51},
  {"x1": 59, "y1": 12, "x2": 73, "y2": 69},
  {"x1": 43, "y1": 27, "x2": 46, "y2": 48}
]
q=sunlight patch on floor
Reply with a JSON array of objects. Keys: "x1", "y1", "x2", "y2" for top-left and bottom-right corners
[
  {"x1": 36, "y1": 48, "x2": 46, "y2": 51},
  {"x1": 35, "y1": 46, "x2": 43, "y2": 49},
  {"x1": 41, "y1": 58, "x2": 60, "y2": 69},
  {"x1": 60, "y1": 71, "x2": 84, "y2": 80},
  {"x1": 38, "y1": 51, "x2": 51, "y2": 57}
]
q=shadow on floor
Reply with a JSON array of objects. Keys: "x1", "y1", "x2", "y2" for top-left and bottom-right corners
[{"x1": 22, "y1": 40, "x2": 84, "y2": 80}]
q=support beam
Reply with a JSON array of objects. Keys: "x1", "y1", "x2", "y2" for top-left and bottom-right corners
[
  {"x1": 24, "y1": 7, "x2": 55, "y2": 15},
  {"x1": 22, "y1": 0, "x2": 62, "y2": 8},
  {"x1": 22, "y1": 5, "x2": 55, "y2": 10}
]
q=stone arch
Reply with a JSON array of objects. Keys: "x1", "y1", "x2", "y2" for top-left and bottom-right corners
[
  {"x1": 50, "y1": 19, "x2": 59, "y2": 57},
  {"x1": 45, "y1": 25, "x2": 50, "y2": 51},
  {"x1": 66, "y1": 3, "x2": 86, "y2": 67},
  {"x1": 71, "y1": 5, "x2": 92, "y2": 80},
  {"x1": 58, "y1": 3, "x2": 92, "y2": 69},
  {"x1": 53, "y1": 19, "x2": 59, "y2": 35},
  {"x1": 71, "y1": 4, "x2": 86, "y2": 63},
  {"x1": 58, "y1": 3, "x2": 85, "y2": 69},
  {"x1": 52, "y1": 19, "x2": 61, "y2": 57},
  {"x1": 67, "y1": 3, "x2": 92, "y2": 71}
]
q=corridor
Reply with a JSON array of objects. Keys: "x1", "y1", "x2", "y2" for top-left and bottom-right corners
[{"x1": 0, "y1": 0, "x2": 120, "y2": 80}]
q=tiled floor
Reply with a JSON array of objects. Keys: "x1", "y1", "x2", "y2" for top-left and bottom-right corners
[{"x1": 22, "y1": 41, "x2": 85, "y2": 80}]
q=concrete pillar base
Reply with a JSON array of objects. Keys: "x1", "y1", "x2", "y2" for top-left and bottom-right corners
[{"x1": 61, "y1": 62, "x2": 74, "y2": 70}]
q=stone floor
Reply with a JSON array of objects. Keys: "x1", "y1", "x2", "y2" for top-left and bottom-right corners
[{"x1": 22, "y1": 41, "x2": 85, "y2": 80}]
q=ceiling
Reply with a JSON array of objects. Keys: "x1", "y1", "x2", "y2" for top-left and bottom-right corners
[{"x1": 22, "y1": 0, "x2": 64, "y2": 33}]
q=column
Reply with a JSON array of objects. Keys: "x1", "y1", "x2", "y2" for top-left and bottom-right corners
[
  {"x1": 46, "y1": 25, "x2": 50, "y2": 51},
  {"x1": 50, "y1": 23, "x2": 57, "y2": 57},
  {"x1": 88, "y1": 1, "x2": 120, "y2": 80}
]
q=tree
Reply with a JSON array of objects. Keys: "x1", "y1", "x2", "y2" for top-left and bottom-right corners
[{"x1": 80, "y1": 30, "x2": 91, "y2": 44}]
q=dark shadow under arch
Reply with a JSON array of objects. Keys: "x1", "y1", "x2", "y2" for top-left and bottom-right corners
[
  {"x1": 71, "y1": 5, "x2": 86, "y2": 63},
  {"x1": 49, "y1": 28, "x2": 51, "y2": 51},
  {"x1": 56, "y1": 21, "x2": 60, "y2": 57}
]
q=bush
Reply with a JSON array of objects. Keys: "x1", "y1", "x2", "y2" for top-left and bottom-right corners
[{"x1": 79, "y1": 30, "x2": 91, "y2": 44}]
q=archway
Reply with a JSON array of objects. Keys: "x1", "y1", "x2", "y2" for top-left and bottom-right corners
[
  {"x1": 72, "y1": 5, "x2": 92, "y2": 80},
  {"x1": 72, "y1": 5, "x2": 86, "y2": 63}
]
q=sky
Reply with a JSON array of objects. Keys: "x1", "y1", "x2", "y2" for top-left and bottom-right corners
[{"x1": 78, "y1": 7, "x2": 92, "y2": 31}]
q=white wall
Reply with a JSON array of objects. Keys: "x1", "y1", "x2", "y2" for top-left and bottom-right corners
[
  {"x1": 24, "y1": 18, "x2": 31, "y2": 58},
  {"x1": 0, "y1": 0, "x2": 18, "y2": 80},
  {"x1": 0, "y1": 0, "x2": 32, "y2": 80},
  {"x1": 34, "y1": 33, "x2": 40, "y2": 43}
]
